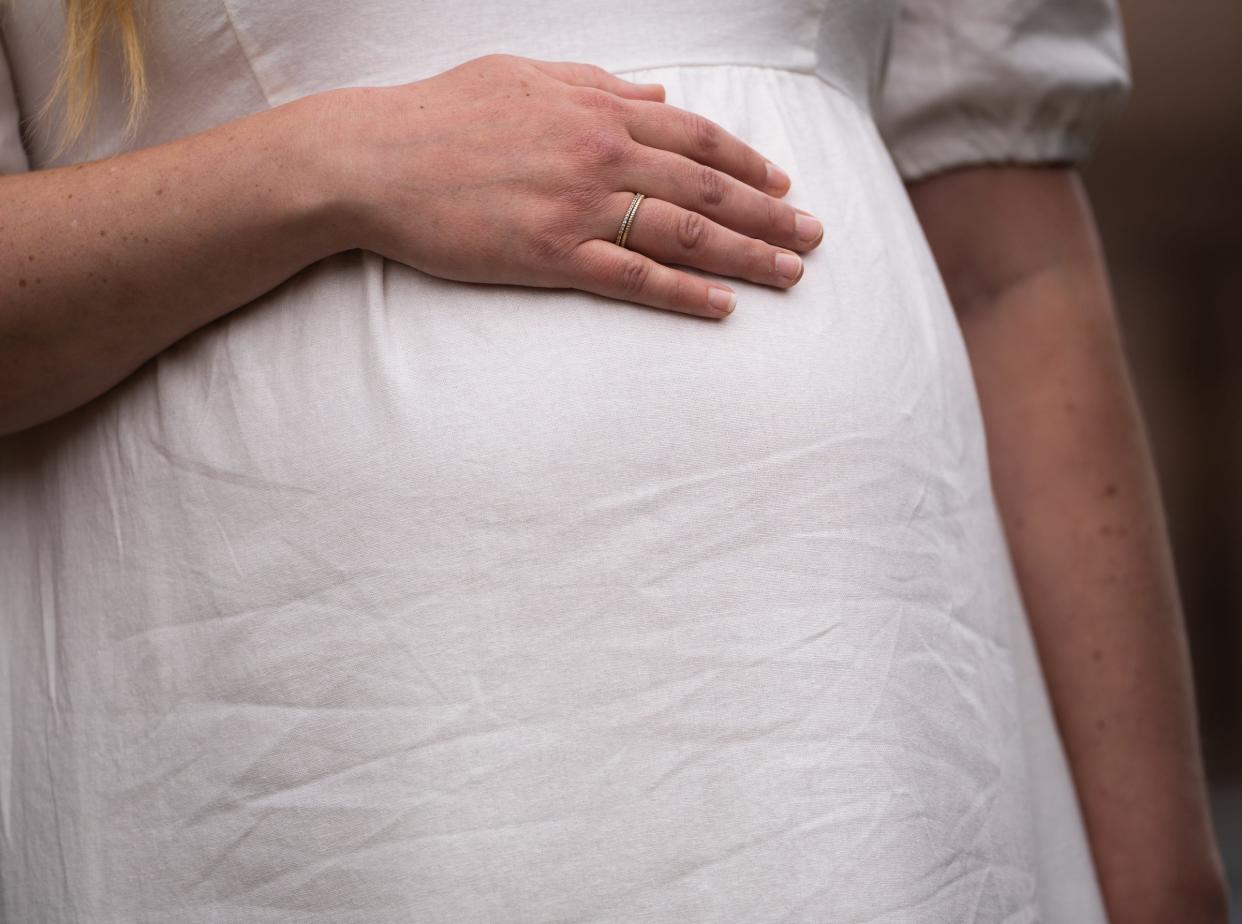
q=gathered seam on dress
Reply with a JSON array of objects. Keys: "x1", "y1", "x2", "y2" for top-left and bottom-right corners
[
  {"x1": 217, "y1": 0, "x2": 275, "y2": 108},
  {"x1": 608, "y1": 59, "x2": 871, "y2": 120}
]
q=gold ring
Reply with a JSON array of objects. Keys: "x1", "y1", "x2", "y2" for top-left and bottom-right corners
[{"x1": 614, "y1": 192, "x2": 646, "y2": 249}]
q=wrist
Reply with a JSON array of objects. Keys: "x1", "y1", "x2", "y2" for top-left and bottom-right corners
[
  {"x1": 276, "y1": 87, "x2": 372, "y2": 259},
  {"x1": 1103, "y1": 854, "x2": 1230, "y2": 924}
]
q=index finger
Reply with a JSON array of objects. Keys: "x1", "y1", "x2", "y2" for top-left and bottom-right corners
[
  {"x1": 524, "y1": 58, "x2": 667, "y2": 102},
  {"x1": 619, "y1": 99, "x2": 792, "y2": 197}
]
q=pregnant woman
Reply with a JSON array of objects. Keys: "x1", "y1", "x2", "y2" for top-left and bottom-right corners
[{"x1": 0, "y1": 0, "x2": 1227, "y2": 921}]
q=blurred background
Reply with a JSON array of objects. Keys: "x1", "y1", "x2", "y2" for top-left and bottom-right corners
[{"x1": 1080, "y1": 0, "x2": 1242, "y2": 913}]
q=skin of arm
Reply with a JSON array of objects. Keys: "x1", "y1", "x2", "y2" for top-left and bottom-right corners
[
  {"x1": 908, "y1": 164, "x2": 1229, "y2": 924},
  {"x1": 0, "y1": 90, "x2": 355, "y2": 436}
]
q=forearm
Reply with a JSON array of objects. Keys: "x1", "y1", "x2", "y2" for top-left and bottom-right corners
[
  {"x1": 910, "y1": 167, "x2": 1227, "y2": 922},
  {"x1": 0, "y1": 89, "x2": 356, "y2": 436},
  {"x1": 959, "y1": 230, "x2": 1226, "y2": 921}
]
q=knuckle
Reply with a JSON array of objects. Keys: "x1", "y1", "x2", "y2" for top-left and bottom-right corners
[
  {"x1": 759, "y1": 195, "x2": 787, "y2": 237},
  {"x1": 684, "y1": 112, "x2": 722, "y2": 155},
  {"x1": 529, "y1": 222, "x2": 579, "y2": 262},
  {"x1": 681, "y1": 280, "x2": 705, "y2": 314},
  {"x1": 696, "y1": 166, "x2": 728, "y2": 207},
  {"x1": 474, "y1": 52, "x2": 511, "y2": 68},
  {"x1": 566, "y1": 126, "x2": 630, "y2": 168},
  {"x1": 758, "y1": 243, "x2": 782, "y2": 278},
  {"x1": 740, "y1": 152, "x2": 766, "y2": 189},
  {"x1": 676, "y1": 209, "x2": 709, "y2": 252},
  {"x1": 616, "y1": 253, "x2": 651, "y2": 297},
  {"x1": 566, "y1": 242, "x2": 604, "y2": 279},
  {"x1": 557, "y1": 177, "x2": 610, "y2": 213},
  {"x1": 571, "y1": 85, "x2": 626, "y2": 115},
  {"x1": 773, "y1": 200, "x2": 797, "y2": 237}
]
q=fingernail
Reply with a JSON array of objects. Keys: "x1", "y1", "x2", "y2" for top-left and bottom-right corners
[
  {"x1": 775, "y1": 252, "x2": 802, "y2": 280},
  {"x1": 707, "y1": 287, "x2": 737, "y2": 314},
  {"x1": 765, "y1": 161, "x2": 791, "y2": 191},
  {"x1": 795, "y1": 214, "x2": 823, "y2": 243}
]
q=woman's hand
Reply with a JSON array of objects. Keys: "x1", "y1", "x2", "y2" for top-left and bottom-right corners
[{"x1": 327, "y1": 53, "x2": 824, "y2": 318}]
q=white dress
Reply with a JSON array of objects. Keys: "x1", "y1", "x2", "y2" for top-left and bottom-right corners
[{"x1": 0, "y1": 1, "x2": 1130, "y2": 921}]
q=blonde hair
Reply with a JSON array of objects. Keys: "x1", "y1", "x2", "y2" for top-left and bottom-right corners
[{"x1": 2, "y1": 0, "x2": 149, "y2": 157}]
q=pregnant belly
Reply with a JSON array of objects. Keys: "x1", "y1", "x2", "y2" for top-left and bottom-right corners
[
  {"x1": 119, "y1": 66, "x2": 994, "y2": 630},
  {"x1": 139, "y1": 214, "x2": 985, "y2": 586},
  {"x1": 0, "y1": 70, "x2": 1034, "y2": 920},
  {"x1": 133, "y1": 62, "x2": 988, "y2": 573},
  {"x1": 43, "y1": 228, "x2": 1016, "y2": 919}
]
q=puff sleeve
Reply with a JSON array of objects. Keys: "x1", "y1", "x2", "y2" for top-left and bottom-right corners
[
  {"x1": 0, "y1": 25, "x2": 29, "y2": 174},
  {"x1": 875, "y1": 0, "x2": 1132, "y2": 182}
]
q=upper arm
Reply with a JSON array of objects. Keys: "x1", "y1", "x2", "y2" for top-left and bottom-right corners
[
  {"x1": 0, "y1": 23, "x2": 29, "y2": 175},
  {"x1": 873, "y1": 0, "x2": 1132, "y2": 310}
]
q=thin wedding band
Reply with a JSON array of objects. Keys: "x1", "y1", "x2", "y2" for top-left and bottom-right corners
[{"x1": 614, "y1": 193, "x2": 646, "y2": 249}]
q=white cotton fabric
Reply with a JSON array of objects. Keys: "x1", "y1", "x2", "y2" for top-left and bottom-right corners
[{"x1": 0, "y1": 1, "x2": 1129, "y2": 921}]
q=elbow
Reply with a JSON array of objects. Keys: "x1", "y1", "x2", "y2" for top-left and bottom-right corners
[
  {"x1": 0, "y1": 385, "x2": 62, "y2": 437},
  {"x1": 0, "y1": 345, "x2": 90, "y2": 437}
]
